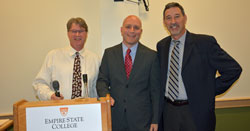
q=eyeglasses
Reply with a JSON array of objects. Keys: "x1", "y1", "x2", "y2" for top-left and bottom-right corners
[{"x1": 69, "y1": 30, "x2": 86, "y2": 34}]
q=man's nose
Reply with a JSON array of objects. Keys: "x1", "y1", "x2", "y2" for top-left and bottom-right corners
[{"x1": 170, "y1": 18, "x2": 176, "y2": 23}]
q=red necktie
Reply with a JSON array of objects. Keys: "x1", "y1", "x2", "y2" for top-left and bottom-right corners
[
  {"x1": 71, "y1": 52, "x2": 82, "y2": 99},
  {"x1": 125, "y1": 49, "x2": 132, "y2": 79}
]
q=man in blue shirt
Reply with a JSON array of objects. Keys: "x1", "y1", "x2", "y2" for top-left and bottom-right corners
[{"x1": 97, "y1": 15, "x2": 161, "y2": 131}]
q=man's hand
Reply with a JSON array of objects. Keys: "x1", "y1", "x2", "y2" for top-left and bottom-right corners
[
  {"x1": 110, "y1": 97, "x2": 115, "y2": 106},
  {"x1": 150, "y1": 124, "x2": 158, "y2": 131},
  {"x1": 51, "y1": 93, "x2": 64, "y2": 100}
]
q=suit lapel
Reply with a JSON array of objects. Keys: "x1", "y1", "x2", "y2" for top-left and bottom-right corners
[
  {"x1": 163, "y1": 38, "x2": 171, "y2": 74},
  {"x1": 115, "y1": 43, "x2": 127, "y2": 80},
  {"x1": 182, "y1": 31, "x2": 194, "y2": 71},
  {"x1": 127, "y1": 43, "x2": 143, "y2": 82}
]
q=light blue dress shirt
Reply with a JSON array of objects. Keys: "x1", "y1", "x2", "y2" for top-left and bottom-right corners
[
  {"x1": 165, "y1": 31, "x2": 188, "y2": 100},
  {"x1": 122, "y1": 43, "x2": 138, "y2": 64}
]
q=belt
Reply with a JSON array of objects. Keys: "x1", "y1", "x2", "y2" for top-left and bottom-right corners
[{"x1": 165, "y1": 97, "x2": 189, "y2": 106}]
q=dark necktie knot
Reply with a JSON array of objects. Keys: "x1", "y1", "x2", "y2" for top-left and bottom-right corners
[
  {"x1": 173, "y1": 40, "x2": 180, "y2": 43},
  {"x1": 173, "y1": 40, "x2": 180, "y2": 45}
]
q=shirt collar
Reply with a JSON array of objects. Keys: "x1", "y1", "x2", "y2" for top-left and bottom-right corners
[
  {"x1": 122, "y1": 42, "x2": 138, "y2": 55},
  {"x1": 171, "y1": 30, "x2": 187, "y2": 45},
  {"x1": 67, "y1": 45, "x2": 86, "y2": 57}
]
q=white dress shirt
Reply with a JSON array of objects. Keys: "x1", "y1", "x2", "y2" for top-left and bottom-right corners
[{"x1": 33, "y1": 46, "x2": 100, "y2": 100}]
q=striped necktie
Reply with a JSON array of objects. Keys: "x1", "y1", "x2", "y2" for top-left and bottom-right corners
[
  {"x1": 71, "y1": 52, "x2": 82, "y2": 99},
  {"x1": 168, "y1": 40, "x2": 180, "y2": 101}
]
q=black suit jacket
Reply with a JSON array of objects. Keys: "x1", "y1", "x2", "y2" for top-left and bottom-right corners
[
  {"x1": 157, "y1": 31, "x2": 242, "y2": 131},
  {"x1": 97, "y1": 43, "x2": 161, "y2": 130}
]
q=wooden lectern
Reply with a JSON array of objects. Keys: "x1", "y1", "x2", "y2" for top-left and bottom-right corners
[{"x1": 13, "y1": 95, "x2": 112, "y2": 131}]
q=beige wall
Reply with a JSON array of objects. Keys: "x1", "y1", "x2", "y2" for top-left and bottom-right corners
[
  {"x1": 0, "y1": 0, "x2": 249, "y2": 114},
  {"x1": 0, "y1": 0, "x2": 102, "y2": 114}
]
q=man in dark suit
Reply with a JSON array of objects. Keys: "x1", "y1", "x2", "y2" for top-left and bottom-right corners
[
  {"x1": 97, "y1": 15, "x2": 161, "y2": 131},
  {"x1": 157, "y1": 2, "x2": 242, "y2": 131}
]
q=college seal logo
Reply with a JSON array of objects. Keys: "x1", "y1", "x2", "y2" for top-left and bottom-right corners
[{"x1": 60, "y1": 107, "x2": 68, "y2": 117}]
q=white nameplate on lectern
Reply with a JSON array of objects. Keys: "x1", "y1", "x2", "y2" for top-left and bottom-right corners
[{"x1": 26, "y1": 103, "x2": 102, "y2": 131}]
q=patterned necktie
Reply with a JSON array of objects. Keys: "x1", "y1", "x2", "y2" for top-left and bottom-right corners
[
  {"x1": 125, "y1": 49, "x2": 132, "y2": 79},
  {"x1": 71, "y1": 52, "x2": 82, "y2": 99},
  {"x1": 168, "y1": 40, "x2": 180, "y2": 101}
]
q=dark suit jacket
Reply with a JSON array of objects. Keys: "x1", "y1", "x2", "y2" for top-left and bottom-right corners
[
  {"x1": 157, "y1": 31, "x2": 242, "y2": 131},
  {"x1": 97, "y1": 43, "x2": 161, "y2": 131}
]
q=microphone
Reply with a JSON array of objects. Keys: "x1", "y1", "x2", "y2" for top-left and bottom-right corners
[
  {"x1": 83, "y1": 74, "x2": 87, "y2": 84},
  {"x1": 82, "y1": 74, "x2": 88, "y2": 98},
  {"x1": 52, "y1": 80, "x2": 60, "y2": 97}
]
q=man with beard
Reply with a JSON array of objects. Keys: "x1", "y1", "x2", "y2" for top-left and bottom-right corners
[{"x1": 157, "y1": 2, "x2": 242, "y2": 131}]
